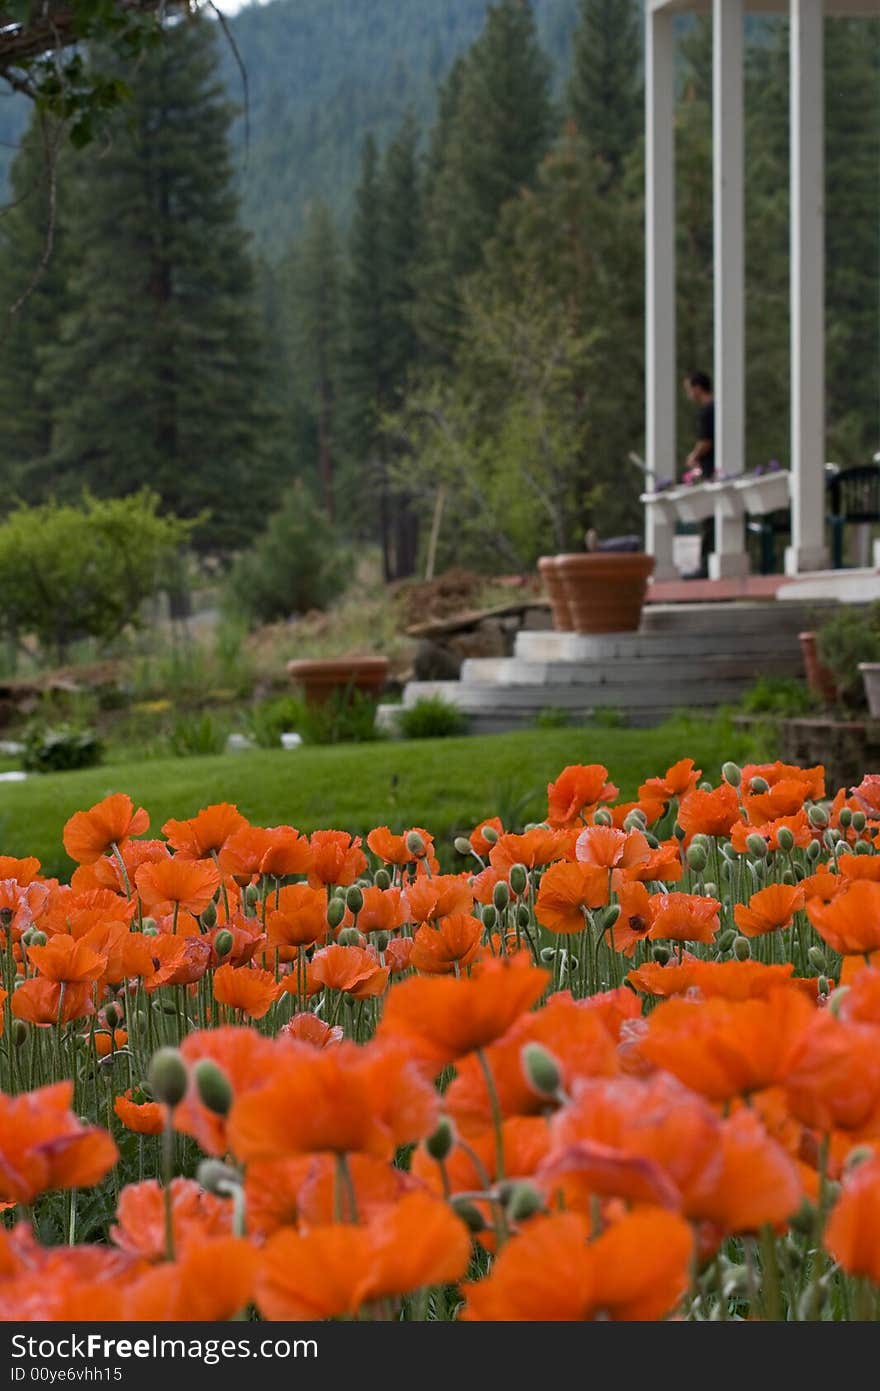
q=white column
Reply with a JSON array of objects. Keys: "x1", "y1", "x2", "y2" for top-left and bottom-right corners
[
  {"x1": 710, "y1": 0, "x2": 749, "y2": 580},
  {"x1": 786, "y1": 0, "x2": 828, "y2": 575},
  {"x1": 645, "y1": 4, "x2": 678, "y2": 580}
]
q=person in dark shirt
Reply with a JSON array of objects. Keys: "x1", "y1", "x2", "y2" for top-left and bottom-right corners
[{"x1": 682, "y1": 370, "x2": 715, "y2": 577}]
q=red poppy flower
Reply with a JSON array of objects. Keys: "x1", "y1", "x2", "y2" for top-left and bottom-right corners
[
  {"x1": 639, "y1": 758, "x2": 701, "y2": 805},
  {"x1": 27, "y1": 932, "x2": 106, "y2": 984},
  {"x1": 343, "y1": 885, "x2": 407, "y2": 935},
  {"x1": 213, "y1": 963, "x2": 280, "y2": 1019},
  {"x1": 575, "y1": 825, "x2": 650, "y2": 874},
  {"x1": 63, "y1": 794, "x2": 150, "y2": 865},
  {"x1": 837, "y1": 852, "x2": 880, "y2": 883},
  {"x1": 218, "y1": 825, "x2": 312, "y2": 881},
  {"x1": 677, "y1": 783, "x2": 741, "y2": 840},
  {"x1": 546, "y1": 765, "x2": 618, "y2": 827},
  {"x1": 162, "y1": 803, "x2": 248, "y2": 859},
  {"x1": 824, "y1": 1156, "x2": 880, "y2": 1282},
  {"x1": 125, "y1": 1237, "x2": 257, "y2": 1322},
  {"x1": 114, "y1": 1090, "x2": 165, "y2": 1137},
  {"x1": 685, "y1": 1109, "x2": 802, "y2": 1240},
  {"x1": 142, "y1": 935, "x2": 211, "y2": 990},
  {"x1": 0, "y1": 1082, "x2": 117, "y2": 1204},
  {"x1": 469, "y1": 818, "x2": 505, "y2": 857},
  {"x1": 367, "y1": 826, "x2": 437, "y2": 868},
  {"x1": 111, "y1": 1178, "x2": 232, "y2": 1261},
  {"x1": 490, "y1": 828, "x2": 571, "y2": 875},
  {"x1": 733, "y1": 883, "x2": 805, "y2": 938},
  {"x1": 807, "y1": 879, "x2": 880, "y2": 955},
  {"x1": 784, "y1": 1011, "x2": 880, "y2": 1134},
  {"x1": 176, "y1": 1027, "x2": 281, "y2": 1156},
  {"x1": 404, "y1": 874, "x2": 474, "y2": 924},
  {"x1": 280, "y1": 1013, "x2": 344, "y2": 1048},
  {"x1": 308, "y1": 944, "x2": 389, "y2": 998},
  {"x1": 307, "y1": 830, "x2": 367, "y2": 887},
  {"x1": 743, "y1": 761, "x2": 825, "y2": 798},
  {"x1": 0, "y1": 855, "x2": 41, "y2": 885},
  {"x1": 607, "y1": 880, "x2": 652, "y2": 957},
  {"x1": 135, "y1": 857, "x2": 220, "y2": 917},
  {"x1": 410, "y1": 915, "x2": 484, "y2": 974},
  {"x1": 850, "y1": 774, "x2": 880, "y2": 819},
  {"x1": 534, "y1": 861, "x2": 610, "y2": 936},
  {"x1": 11, "y1": 978, "x2": 95, "y2": 1026},
  {"x1": 648, "y1": 891, "x2": 720, "y2": 945},
  {"x1": 730, "y1": 811, "x2": 814, "y2": 854},
  {"x1": 743, "y1": 779, "x2": 814, "y2": 824},
  {"x1": 266, "y1": 883, "x2": 329, "y2": 949}
]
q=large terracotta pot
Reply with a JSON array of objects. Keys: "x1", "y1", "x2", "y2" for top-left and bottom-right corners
[
  {"x1": 287, "y1": 656, "x2": 390, "y2": 707},
  {"x1": 538, "y1": 555, "x2": 573, "y2": 632},
  {"x1": 799, "y1": 632, "x2": 838, "y2": 705},
  {"x1": 555, "y1": 553, "x2": 655, "y2": 634}
]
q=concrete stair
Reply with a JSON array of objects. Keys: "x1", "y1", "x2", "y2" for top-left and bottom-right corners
[{"x1": 377, "y1": 600, "x2": 832, "y2": 735}]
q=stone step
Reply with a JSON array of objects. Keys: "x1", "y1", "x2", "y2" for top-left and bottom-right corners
[
  {"x1": 639, "y1": 600, "x2": 831, "y2": 633},
  {"x1": 512, "y1": 629, "x2": 806, "y2": 663},
  {"x1": 402, "y1": 678, "x2": 770, "y2": 711},
  {"x1": 460, "y1": 650, "x2": 803, "y2": 687}
]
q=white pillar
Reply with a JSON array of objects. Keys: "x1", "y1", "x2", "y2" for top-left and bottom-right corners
[
  {"x1": 786, "y1": 0, "x2": 828, "y2": 575},
  {"x1": 710, "y1": 0, "x2": 749, "y2": 580},
  {"x1": 645, "y1": 4, "x2": 678, "y2": 580}
]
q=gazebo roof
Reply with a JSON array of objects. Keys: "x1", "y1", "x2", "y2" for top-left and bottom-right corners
[{"x1": 649, "y1": 0, "x2": 879, "y2": 13}]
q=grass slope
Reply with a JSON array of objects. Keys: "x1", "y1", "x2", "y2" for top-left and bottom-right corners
[{"x1": 0, "y1": 720, "x2": 749, "y2": 878}]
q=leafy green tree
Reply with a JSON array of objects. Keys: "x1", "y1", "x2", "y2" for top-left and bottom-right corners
[
  {"x1": 41, "y1": 17, "x2": 282, "y2": 554},
  {"x1": 567, "y1": 0, "x2": 642, "y2": 187}
]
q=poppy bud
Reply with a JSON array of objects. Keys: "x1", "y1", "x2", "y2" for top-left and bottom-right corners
[
  {"x1": 719, "y1": 860, "x2": 732, "y2": 883},
  {"x1": 643, "y1": 831, "x2": 660, "y2": 849},
  {"x1": 244, "y1": 884, "x2": 260, "y2": 907},
  {"x1": 214, "y1": 928, "x2": 234, "y2": 959},
  {"x1": 493, "y1": 881, "x2": 509, "y2": 911},
  {"x1": 720, "y1": 842, "x2": 738, "y2": 861},
  {"x1": 781, "y1": 869, "x2": 795, "y2": 886},
  {"x1": 19, "y1": 927, "x2": 35, "y2": 946},
  {"x1": 651, "y1": 944, "x2": 670, "y2": 965},
  {"x1": 28, "y1": 930, "x2": 47, "y2": 948},
  {"x1": 686, "y1": 843, "x2": 708, "y2": 872},
  {"x1": 509, "y1": 864, "x2": 528, "y2": 897},
  {"x1": 0, "y1": 908, "x2": 11, "y2": 929},
  {"x1": 327, "y1": 898, "x2": 346, "y2": 930},
  {"x1": 749, "y1": 776, "x2": 770, "y2": 795},
  {"x1": 515, "y1": 904, "x2": 531, "y2": 930},
  {"x1": 454, "y1": 837, "x2": 473, "y2": 857},
  {"x1": 593, "y1": 808, "x2": 613, "y2": 827},
  {"x1": 722, "y1": 761, "x2": 742, "y2": 788},
  {"x1": 373, "y1": 930, "x2": 391, "y2": 952},
  {"x1": 405, "y1": 831, "x2": 426, "y2": 858},
  {"x1": 482, "y1": 905, "x2": 497, "y2": 930},
  {"x1": 794, "y1": 864, "x2": 806, "y2": 880},
  {"x1": 197, "y1": 1159, "x2": 241, "y2": 1196},
  {"x1": 343, "y1": 992, "x2": 357, "y2": 1010},
  {"x1": 806, "y1": 839, "x2": 821, "y2": 861},
  {"x1": 10, "y1": 1020, "x2": 27, "y2": 1047},
  {"x1": 425, "y1": 1116, "x2": 455, "y2": 1162},
  {"x1": 807, "y1": 946, "x2": 827, "y2": 973},
  {"x1": 854, "y1": 840, "x2": 874, "y2": 856},
  {"x1": 823, "y1": 829, "x2": 839, "y2": 851},
  {"x1": 142, "y1": 917, "x2": 158, "y2": 933},
  {"x1": 844, "y1": 1144, "x2": 875, "y2": 1173},
  {"x1": 148, "y1": 1047, "x2": 188, "y2": 1109},
  {"x1": 716, "y1": 928, "x2": 737, "y2": 953},
  {"x1": 777, "y1": 827, "x2": 795, "y2": 853},
  {"x1": 703, "y1": 882, "x2": 718, "y2": 898},
  {"x1": 733, "y1": 936, "x2": 751, "y2": 961},
  {"x1": 623, "y1": 810, "x2": 646, "y2": 833},
  {"x1": 789, "y1": 1198, "x2": 817, "y2": 1236},
  {"x1": 201, "y1": 900, "x2": 217, "y2": 930},
  {"x1": 521, "y1": 1042, "x2": 562, "y2": 1097},
  {"x1": 698, "y1": 781, "x2": 714, "y2": 793},
  {"x1": 194, "y1": 1059, "x2": 233, "y2": 1116},
  {"x1": 451, "y1": 1197, "x2": 485, "y2": 1233},
  {"x1": 345, "y1": 885, "x2": 364, "y2": 916},
  {"x1": 673, "y1": 821, "x2": 686, "y2": 841},
  {"x1": 852, "y1": 811, "x2": 867, "y2": 833},
  {"x1": 838, "y1": 807, "x2": 853, "y2": 828},
  {"x1": 599, "y1": 903, "x2": 620, "y2": 933},
  {"x1": 374, "y1": 867, "x2": 391, "y2": 890},
  {"x1": 809, "y1": 804, "x2": 828, "y2": 828},
  {"x1": 337, "y1": 926, "x2": 363, "y2": 947},
  {"x1": 481, "y1": 825, "x2": 499, "y2": 845},
  {"x1": 539, "y1": 946, "x2": 556, "y2": 964},
  {"x1": 746, "y1": 833, "x2": 768, "y2": 858},
  {"x1": 104, "y1": 1001, "x2": 123, "y2": 1029},
  {"x1": 504, "y1": 1182, "x2": 544, "y2": 1223}
]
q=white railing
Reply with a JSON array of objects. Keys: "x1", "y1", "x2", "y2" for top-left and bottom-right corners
[{"x1": 641, "y1": 470, "x2": 792, "y2": 580}]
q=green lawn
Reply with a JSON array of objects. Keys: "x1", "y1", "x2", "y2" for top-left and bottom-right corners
[{"x1": 0, "y1": 720, "x2": 752, "y2": 878}]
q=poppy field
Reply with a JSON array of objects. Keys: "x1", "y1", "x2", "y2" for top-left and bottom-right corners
[{"x1": 3, "y1": 755, "x2": 880, "y2": 1322}]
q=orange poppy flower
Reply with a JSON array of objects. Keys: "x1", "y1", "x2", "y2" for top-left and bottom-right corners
[
  {"x1": 784, "y1": 1011, "x2": 880, "y2": 1135},
  {"x1": 733, "y1": 882, "x2": 805, "y2": 938},
  {"x1": 0, "y1": 1239, "x2": 136, "y2": 1322},
  {"x1": 141, "y1": 934, "x2": 211, "y2": 990},
  {"x1": 824, "y1": 1156, "x2": 880, "y2": 1283},
  {"x1": 135, "y1": 857, "x2": 220, "y2": 917},
  {"x1": 11, "y1": 977, "x2": 95, "y2": 1026},
  {"x1": 162, "y1": 803, "x2": 248, "y2": 859},
  {"x1": 125, "y1": 1237, "x2": 257, "y2": 1322},
  {"x1": 639, "y1": 987, "x2": 815, "y2": 1102},
  {"x1": 686, "y1": 1109, "x2": 802, "y2": 1240},
  {"x1": 607, "y1": 880, "x2": 652, "y2": 957},
  {"x1": 445, "y1": 992, "x2": 617, "y2": 1136},
  {"x1": 266, "y1": 883, "x2": 328, "y2": 949},
  {"x1": 63, "y1": 793, "x2": 150, "y2": 865},
  {"x1": 255, "y1": 1192, "x2": 470, "y2": 1320},
  {"x1": 800, "y1": 867, "x2": 842, "y2": 903},
  {"x1": 114, "y1": 1090, "x2": 165, "y2": 1136},
  {"x1": 469, "y1": 864, "x2": 506, "y2": 906},
  {"x1": 639, "y1": 758, "x2": 701, "y2": 805},
  {"x1": 619, "y1": 839, "x2": 684, "y2": 885},
  {"x1": 807, "y1": 879, "x2": 880, "y2": 955},
  {"x1": 0, "y1": 855, "x2": 41, "y2": 885},
  {"x1": 648, "y1": 892, "x2": 721, "y2": 945},
  {"x1": 410, "y1": 915, "x2": 484, "y2": 974},
  {"x1": 730, "y1": 811, "x2": 814, "y2": 854},
  {"x1": 26, "y1": 932, "x2": 106, "y2": 984},
  {"x1": 582, "y1": 984, "x2": 644, "y2": 1040},
  {"x1": 280, "y1": 1013, "x2": 344, "y2": 1048},
  {"x1": 207, "y1": 914, "x2": 264, "y2": 968},
  {"x1": 0, "y1": 879, "x2": 48, "y2": 942},
  {"x1": 546, "y1": 764, "x2": 618, "y2": 827},
  {"x1": 227, "y1": 1040, "x2": 438, "y2": 1161},
  {"x1": 0, "y1": 1081, "x2": 117, "y2": 1204},
  {"x1": 404, "y1": 874, "x2": 474, "y2": 924},
  {"x1": 242, "y1": 1156, "x2": 316, "y2": 1237},
  {"x1": 535, "y1": 861, "x2": 610, "y2": 934},
  {"x1": 837, "y1": 852, "x2": 880, "y2": 883},
  {"x1": 385, "y1": 936, "x2": 414, "y2": 974},
  {"x1": 836, "y1": 965, "x2": 880, "y2": 1023},
  {"x1": 743, "y1": 760, "x2": 825, "y2": 798},
  {"x1": 307, "y1": 830, "x2": 367, "y2": 887},
  {"x1": 218, "y1": 824, "x2": 312, "y2": 881},
  {"x1": 343, "y1": 885, "x2": 407, "y2": 935},
  {"x1": 110, "y1": 1178, "x2": 232, "y2": 1261},
  {"x1": 94, "y1": 1029, "x2": 127, "y2": 1057},
  {"x1": 490, "y1": 828, "x2": 571, "y2": 875},
  {"x1": 461, "y1": 1209, "x2": 692, "y2": 1321},
  {"x1": 413, "y1": 1115, "x2": 551, "y2": 1203},
  {"x1": 575, "y1": 825, "x2": 650, "y2": 874},
  {"x1": 293, "y1": 1152, "x2": 422, "y2": 1228},
  {"x1": 743, "y1": 779, "x2": 814, "y2": 825},
  {"x1": 677, "y1": 783, "x2": 741, "y2": 840},
  {"x1": 367, "y1": 825, "x2": 437, "y2": 868},
  {"x1": 607, "y1": 795, "x2": 666, "y2": 830},
  {"x1": 626, "y1": 957, "x2": 701, "y2": 998},
  {"x1": 72, "y1": 839, "x2": 171, "y2": 897},
  {"x1": 377, "y1": 952, "x2": 549, "y2": 1069},
  {"x1": 307, "y1": 944, "x2": 390, "y2": 998},
  {"x1": 176, "y1": 1027, "x2": 281, "y2": 1156},
  {"x1": 850, "y1": 774, "x2": 880, "y2": 819},
  {"x1": 213, "y1": 962, "x2": 280, "y2": 1019},
  {"x1": 469, "y1": 817, "x2": 505, "y2": 857},
  {"x1": 628, "y1": 958, "x2": 798, "y2": 1002}
]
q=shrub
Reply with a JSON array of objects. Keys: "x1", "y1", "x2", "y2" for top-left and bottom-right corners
[
  {"x1": 167, "y1": 712, "x2": 228, "y2": 758},
  {"x1": 243, "y1": 695, "x2": 309, "y2": 749},
  {"x1": 21, "y1": 725, "x2": 103, "y2": 773},
  {"x1": 224, "y1": 482, "x2": 349, "y2": 625},
  {"x1": 816, "y1": 603, "x2": 880, "y2": 709},
  {"x1": 740, "y1": 676, "x2": 817, "y2": 718},
  {"x1": 398, "y1": 696, "x2": 468, "y2": 740},
  {"x1": 534, "y1": 707, "x2": 571, "y2": 730},
  {"x1": 296, "y1": 688, "x2": 385, "y2": 746}
]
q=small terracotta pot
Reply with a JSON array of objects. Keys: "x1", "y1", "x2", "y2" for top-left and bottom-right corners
[
  {"x1": 287, "y1": 656, "x2": 390, "y2": 707},
  {"x1": 798, "y1": 632, "x2": 838, "y2": 705},
  {"x1": 555, "y1": 553, "x2": 655, "y2": 634},
  {"x1": 537, "y1": 556, "x2": 573, "y2": 632}
]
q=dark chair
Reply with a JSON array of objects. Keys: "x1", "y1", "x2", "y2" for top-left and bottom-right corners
[
  {"x1": 827, "y1": 465, "x2": 880, "y2": 569},
  {"x1": 748, "y1": 510, "x2": 791, "y2": 575}
]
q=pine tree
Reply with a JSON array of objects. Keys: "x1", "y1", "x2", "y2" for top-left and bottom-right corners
[
  {"x1": 42, "y1": 16, "x2": 282, "y2": 554},
  {"x1": 567, "y1": 0, "x2": 642, "y2": 188}
]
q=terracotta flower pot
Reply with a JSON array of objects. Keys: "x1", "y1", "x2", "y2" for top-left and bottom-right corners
[
  {"x1": 538, "y1": 555, "x2": 573, "y2": 632},
  {"x1": 555, "y1": 553, "x2": 655, "y2": 634},
  {"x1": 798, "y1": 632, "x2": 838, "y2": 705},
  {"x1": 287, "y1": 656, "x2": 390, "y2": 707}
]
